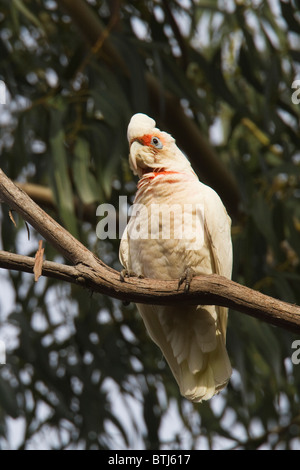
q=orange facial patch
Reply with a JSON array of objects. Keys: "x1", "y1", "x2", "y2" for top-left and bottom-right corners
[{"x1": 130, "y1": 133, "x2": 165, "y2": 148}]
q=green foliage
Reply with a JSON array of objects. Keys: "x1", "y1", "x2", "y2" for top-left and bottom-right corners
[{"x1": 0, "y1": 0, "x2": 300, "y2": 449}]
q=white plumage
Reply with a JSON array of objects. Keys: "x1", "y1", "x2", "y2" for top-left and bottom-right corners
[{"x1": 120, "y1": 113, "x2": 232, "y2": 402}]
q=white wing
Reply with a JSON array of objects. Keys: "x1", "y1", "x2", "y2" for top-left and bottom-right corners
[
  {"x1": 202, "y1": 183, "x2": 232, "y2": 339},
  {"x1": 119, "y1": 225, "x2": 129, "y2": 271}
]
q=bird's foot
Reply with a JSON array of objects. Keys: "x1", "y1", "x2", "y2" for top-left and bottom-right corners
[
  {"x1": 120, "y1": 269, "x2": 144, "y2": 307},
  {"x1": 178, "y1": 267, "x2": 195, "y2": 293},
  {"x1": 120, "y1": 269, "x2": 144, "y2": 282}
]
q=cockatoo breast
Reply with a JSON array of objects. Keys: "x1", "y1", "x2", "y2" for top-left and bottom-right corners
[{"x1": 127, "y1": 171, "x2": 211, "y2": 280}]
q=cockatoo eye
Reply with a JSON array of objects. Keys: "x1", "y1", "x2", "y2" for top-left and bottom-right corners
[{"x1": 151, "y1": 136, "x2": 163, "y2": 149}]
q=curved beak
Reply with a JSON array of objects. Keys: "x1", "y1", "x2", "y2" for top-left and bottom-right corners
[{"x1": 129, "y1": 140, "x2": 141, "y2": 175}]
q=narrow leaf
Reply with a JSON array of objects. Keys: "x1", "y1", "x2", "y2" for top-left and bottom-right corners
[
  {"x1": 72, "y1": 138, "x2": 100, "y2": 204},
  {"x1": 34, "y1": 240, "x2": 44, "y2": 282},
  {"x1": 8, "y1": 210, "x2": 17, "y2": 227},
  {"x1": 50, "y1": 128, "x2": 78, "y2": 237}
]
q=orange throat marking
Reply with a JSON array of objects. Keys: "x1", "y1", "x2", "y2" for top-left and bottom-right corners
[{"x1": 137, "y1": 170, "x2": 184, "y2": 191}]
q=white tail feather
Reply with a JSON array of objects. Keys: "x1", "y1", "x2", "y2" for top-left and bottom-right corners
[{"x1": 137, "y1": 303, "x2": 232, "y2": 402}]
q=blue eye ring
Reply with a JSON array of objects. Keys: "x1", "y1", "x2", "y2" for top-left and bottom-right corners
[{"x1": 151, "y1": 136, "x2": 163, "y2": 149}]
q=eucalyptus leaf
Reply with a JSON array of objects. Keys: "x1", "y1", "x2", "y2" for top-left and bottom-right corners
[
  {"x1": 0, "y1": 377, "x2": 20, "y2": 419},
  {"x1": 50, "y1": 127, "x2": 78, "y2": 238},
  {"x1": 72, "y1": 138, "x2": 100, "y2": 205}
]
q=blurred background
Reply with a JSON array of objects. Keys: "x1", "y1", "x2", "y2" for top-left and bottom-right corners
[{"x1": 0, "y1": 0, "x2": 300, "y2": 450}]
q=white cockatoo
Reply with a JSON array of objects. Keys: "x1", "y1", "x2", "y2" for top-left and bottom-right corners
[{"x1": 119, "y1": 113, "x2": 232, "y2": 402}]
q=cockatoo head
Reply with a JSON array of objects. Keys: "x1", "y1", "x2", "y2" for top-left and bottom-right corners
[{"x1": 127, "y1": 113, "x2": 193, "y2": 178}]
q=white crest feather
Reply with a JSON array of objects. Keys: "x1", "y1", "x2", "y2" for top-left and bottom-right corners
[{"x1": 127, "y1": 113, "x2": 156, "y2": 142}]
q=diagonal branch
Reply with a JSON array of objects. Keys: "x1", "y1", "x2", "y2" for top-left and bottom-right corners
[
  {"x1": 0, "y1": 167, "x2": 300, "y2": 335},
  {"x1": 0, "y1": 168, "x2": 98, "y2": 267}
]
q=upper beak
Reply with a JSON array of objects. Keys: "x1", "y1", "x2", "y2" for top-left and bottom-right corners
[
  {"x1": 130, "y1": 152, "x2": 137, "y2": 173},
  {"x1": 129, "y1": 140, "x2": 142, "y2": 175}
]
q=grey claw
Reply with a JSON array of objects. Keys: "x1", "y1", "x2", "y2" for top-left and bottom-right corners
[
  {"x1": 120, "y1": 269, "x2": 144, "y2": 282},
  {"x1": 178, "y1": 267, "x2": 194, "y2": 292}
]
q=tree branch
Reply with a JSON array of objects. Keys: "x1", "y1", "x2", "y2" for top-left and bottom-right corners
[
  {"x1": 0, "y1": 169, "x2": 97, "y2": 267},
  {"x1": 0, "y1": 251, "x2": 78, "y2": 284},
  {"x1": 1, "y1": 167, "x2": 300, "y2": 335}
]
